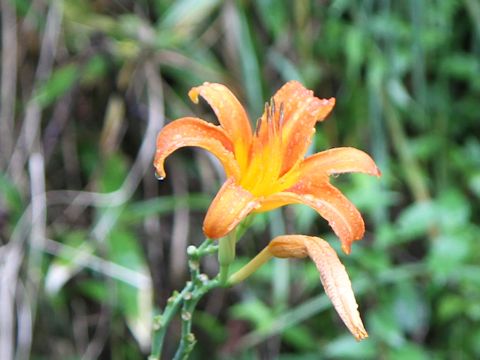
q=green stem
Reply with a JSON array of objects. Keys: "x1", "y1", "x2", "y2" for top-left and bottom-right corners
[
  {"x1": 149, "y1": 239, "x2": 216, "y2": 360},
  {"x1": 218, "y1": 233, "x2": 236, "y2": 285},
  {"x1": 149, "y1": 284, "x2": 193, "y2": 360},
  {"x1": 149, "y1": 218, "x2": 254, "y2": 359},
  {"x1": 173, "y1": 277, "x2": 222, "y2": 359},
  {"x1": 228, "y1": 247, "x2": 273, "y2": 285},
  {"x1": 173, "y1": 297, "x2": 200, "y2": 359},
  {"x1": 219, "y1": 265, "x2": 230, "y2": 284},
  {"x1": 235, "y1": 214, "x2": 255, "y2": 239}
]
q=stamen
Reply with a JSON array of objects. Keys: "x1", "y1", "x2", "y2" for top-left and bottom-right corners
[
  {"x1": 279, "y1": 103, "x2": 285, "y2": 130},
  {"x1": 255, "y1": 116, "x2": 262, "y2": 136},
  {"x1": 270, "y1": 99, "x2": 276, "y2": 122}
]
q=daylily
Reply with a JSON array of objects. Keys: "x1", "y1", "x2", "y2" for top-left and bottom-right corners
[{"x1": 154, "y1": 81, "x2": 380, "y2": 254}]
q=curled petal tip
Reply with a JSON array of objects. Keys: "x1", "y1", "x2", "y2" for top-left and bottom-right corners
[
  {"x1": 188, "y1": 88, "x2": 200, "y2": 103},
  {"x1": 153, "y1": 154, "x2": 167, "y2": 180},
  {"x1": 354, "y1": 328, "x2": 369, "y2": 341},
  {"x1": 154, "y1": 169, "x2": 166, "y2": 181},
  {"x1": 341, "y1": 243, "x2": 352, "y2": 255}
]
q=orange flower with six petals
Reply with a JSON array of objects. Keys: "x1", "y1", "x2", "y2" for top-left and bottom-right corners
[{"x1": 154, "y1": 81, "x2": 380, "y2": 254}]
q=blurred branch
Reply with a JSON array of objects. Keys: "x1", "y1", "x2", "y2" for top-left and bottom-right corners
[
  {"x1": 383, "y1": 97, "x2": 430, "y2": 202},
  {"x1": 41, "y1": 238, "x2": 151, "y2": 289},
  {"x1": 8, "y1": 0, "x2": 64, "y2": 185},
  {"x1": 142, "y1": 60, "x2": 166, "y2": 300},
  {"x1": 21, "y1": 153, "x2": 47, "y2": 358},
  {"x1": 15, "y1": 281, "x2": 33, "y2": 360},
  {"x1": 0, "y1": 152, "x2": 47, "y2": 360},
  {"x1": 81, "y1": 297, "x2": 111, "y2": 360},
  {"x1": 73, "y1": 60, "x2": 165, "y2": 243},
  {"x1": 0, "y1": 0, "x2": 17, "y2": 167},
  {"x1": 0, "y1": 243, "x2": 23, "y2": 360},
  {"x1": 464, "y1": 0, "x2": 480, "y2": 42},
  {"x1": 43, "y1": 91, "x2": 74, "y2": 162},
  {"x1": 169, "y1": 163, "x2": 190, "y2": 285}
]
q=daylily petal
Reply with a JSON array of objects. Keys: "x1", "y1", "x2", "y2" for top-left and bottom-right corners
[
  {"x1": 189, "y1": 82, "x2": 252, "y2": 171},
  {"x1": 154, "y1": 117, "x2": 240, "y2": 180},
  {"x1": 203, "y1": 177, "x2": 260, "y2": 239},
  {"x1": 260, "y1": 181, "x2": 365, "y2": 254},
  {"x1": 268, "y1": 235, "x2": 367, "y2": 340},
  {"x1": 270, "y1": 81, "x2": 336, "y2": 174},
  {"x1": 300, "y1": 147, "x2": 381, "y2": 181},
  {"x1": 304, "y1": 237, "x2": 368, "y2": 340}
]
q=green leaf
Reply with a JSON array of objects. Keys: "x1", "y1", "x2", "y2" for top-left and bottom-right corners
[
  {"x1": 230, "y1": 299, "x2": 274, "y2": 330},
  {"x1": 396, "y1": 201, "x2": 437, "y2": 240},
  {"x1": 440, "y1": 53, "x2": 480, "y2": 81},
  {"x1": 392, "y1": 283, "x2": 429, "y2": 334},
  {"x1": 255, "y1": 0, "x2": 288, "y2": 39},
  {"x1": 234, "y1": 3, "x2": 263, "y2": 117},
  {"x1": 98, "y1": 154, "x2": 129, "y2": 193},
  {"x1": 107, "y1": 228, "x2": 152, "y2": 349},
  {"x1": 427, "y1": 231, "x2": 473, "y2": 278},
  {"x1": 160, "y1": 0, "x2": 220, "y2": 38},
  {"x1": 389, "y1": 343, "x2": 431, "y2": 360},
  {"x1": 367, "y1": 306, "x2": 405, "y2": 347},
  {"x1": 324, "y1": 334, "x2": 378, "y2": 359},
  {"x1": 45, "y1": 231, "x2": 93, "y2": 295},
  {"x1": 0, "y1": 173, "x2": 24, "y2": 225},
  {"x1": 283, "y1": 325, "x2": 317, "y2": 351},
  {"x1": 436, "y1": 189, "x2": 471, "y2": 231},
  {"x1": 194, "y1": 311, "x2": 227, "y2": 343},
  {"x1": 78, "y1": 279, "x2": 109, "y2": 303},
  {"x1": 34, "y1": 64, "x2": 79, "y2": 108},
  {"x1": 108, "y1": 229, "x2": 146, "y2": 277},
  {"x1": 81, "y1": 55, "x2": 109, "y2": 85},
  {"x1": 438, "y1": 295, "x2": 465, "y2": 322}
]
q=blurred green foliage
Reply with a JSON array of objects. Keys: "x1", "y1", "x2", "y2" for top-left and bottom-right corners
[{"x1": 0, "y1": 0, "x2": 479, "y2": 359}]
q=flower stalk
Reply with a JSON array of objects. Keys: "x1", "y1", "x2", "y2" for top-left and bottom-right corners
[
  {"x1": 228, "y1": 246, "x2": 273, "y2": 285},
  {"x1": 149, "y1": 239, "x2": 220, "y2": 360},
  {"x1": 218, "y1": 233, "x2": 236, "y2": 284}
]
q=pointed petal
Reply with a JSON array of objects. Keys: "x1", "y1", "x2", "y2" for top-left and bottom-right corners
[
  {"x1": 203, "y1": 178, "x2": 260, "y2": 239},
  {"x1": 260, "y1": 181, "x2": 365, "y2": 254},
  {"x1": 189, "y1": 83, "x2": 252, "y2": 171},
  {"x1": 271, "y1": 81, "x2": 336, "y2": 173},
  {"x1": 301, "y1": 147, "x2": 381, "y2": 180},
  {"x1": 154, "y1": 117, "x2": 240, "y2": 179},
  {"x1": 303, "y1": 236, "x2": 368, "y2": 340}
]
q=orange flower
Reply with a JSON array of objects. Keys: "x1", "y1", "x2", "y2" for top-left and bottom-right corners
[{"x1": 154, "y1": 81, "x2": 380, "y2": 253}]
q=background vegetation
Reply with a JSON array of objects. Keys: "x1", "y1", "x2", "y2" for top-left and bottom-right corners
[{"x1": 1, "y1": 0, "x2": 479, "y2": 359}]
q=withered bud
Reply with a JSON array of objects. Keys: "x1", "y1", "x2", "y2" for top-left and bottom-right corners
[{"x1": 268, "y1": 236, "x2": 308, "y2": 259}]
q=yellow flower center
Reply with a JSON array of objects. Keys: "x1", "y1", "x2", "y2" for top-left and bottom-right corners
[{"x1": 239, "y1": 102, "x2": 300, "y2": 197}]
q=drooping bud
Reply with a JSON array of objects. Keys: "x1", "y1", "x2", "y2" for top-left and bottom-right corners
[
  {"x1": 268, "y1": 236, "x2": 308, "y2": 259},
  {"x1": 267, "y1": 235, "x2": 368, "y2": 341}
]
